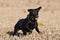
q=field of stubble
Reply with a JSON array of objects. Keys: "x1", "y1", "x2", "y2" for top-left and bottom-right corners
[{"x1": 0, "y1": 0, "x2": 60, "y2": 40}]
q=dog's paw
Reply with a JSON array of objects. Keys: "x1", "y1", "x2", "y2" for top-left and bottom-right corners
[{"x1": 38, "y1": 31, "x2": 43, "y2": 35}]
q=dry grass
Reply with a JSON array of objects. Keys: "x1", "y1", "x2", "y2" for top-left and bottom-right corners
[{"x1": 0, "y1": 0, "x2": 60, "y2": 40}]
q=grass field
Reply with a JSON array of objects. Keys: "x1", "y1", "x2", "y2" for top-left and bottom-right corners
[{"x1": 0, "y1": 0, "x2": 60, "y2": 40}]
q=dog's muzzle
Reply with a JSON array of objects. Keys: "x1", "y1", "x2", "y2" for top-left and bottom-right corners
[
  {"x1": 36, "y1": 15, "x2": 39, "y2": 18},
  {"x1": 35, "y1": 16, "x2": 38, "y2": 20},
  {"x1": 35, "y1": 18, "x2": 38, "y2": 20}
]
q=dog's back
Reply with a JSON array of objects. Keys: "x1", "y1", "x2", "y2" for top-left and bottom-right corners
[{"x1": 14, "y1": 18, "x2": 32, "y2": 32}]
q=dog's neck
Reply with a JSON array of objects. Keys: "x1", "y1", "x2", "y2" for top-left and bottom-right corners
[{"x1": 26, "y1": 16, "x2": 37, "y2": 22}]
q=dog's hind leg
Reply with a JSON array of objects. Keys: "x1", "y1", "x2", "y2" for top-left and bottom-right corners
[
  {"x1": 22, "y1": 30, "x2": 27, "y2": 35},
  {"x1": 13, "y1": 27, "x2": 20, "y2": 36}
]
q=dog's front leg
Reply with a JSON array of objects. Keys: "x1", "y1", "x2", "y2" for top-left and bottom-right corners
[
  {"x1": 35, "y1": 22, "x2": 43, "y2": 35},
  {"x1": 28, "y1": 31, "x2": 32, "y2": 35},
  {"x1": 35, "y1": 26, "x2": 40, "y2": 33},
  {"x1": 35, "y1": 22, "x2": 40, "y2": 33}
]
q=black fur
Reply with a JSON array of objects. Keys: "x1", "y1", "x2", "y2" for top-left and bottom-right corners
[{"x1": 13, "y1": 6, "x2": 42, "y2": 36}]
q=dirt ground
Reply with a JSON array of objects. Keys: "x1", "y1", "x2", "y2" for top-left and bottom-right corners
[{"x1": 0, "y1": 0, "x2": 60, "y2": 40}]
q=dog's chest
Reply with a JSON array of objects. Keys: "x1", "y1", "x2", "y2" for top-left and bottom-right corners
[{"x1": 27, "y1": 21, "x2": 36, "y2": 29}]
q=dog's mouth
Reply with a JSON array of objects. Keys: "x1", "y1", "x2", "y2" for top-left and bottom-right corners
[
  {"x1": 35, "y1": 16, "x2": 39, "y2": 20},
  {"x1": 31, "y1": 17, "x2": 38, "y2": 21},
  {"x1": 29, "y1": 15, "x2": 39, "y2": 21},
  {"x1": 35, "y1": 18, "x2": 38, "y2": 20}
]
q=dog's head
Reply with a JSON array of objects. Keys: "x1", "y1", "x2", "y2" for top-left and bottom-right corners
[{"x1": 27, "y1": 6, "x2": 42, "y2": 20}]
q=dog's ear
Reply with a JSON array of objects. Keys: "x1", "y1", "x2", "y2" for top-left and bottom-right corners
[
  {"x1": 28, "y1": 9, "x2": 33, "y2": 12},
  {"x1": 37, "y1": 6, "x2": 42, "y2": 11}
]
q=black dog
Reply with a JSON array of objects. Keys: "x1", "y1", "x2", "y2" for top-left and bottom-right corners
[{"x1": 13, "y1": 6, "x2": 42, "y2": 36}]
